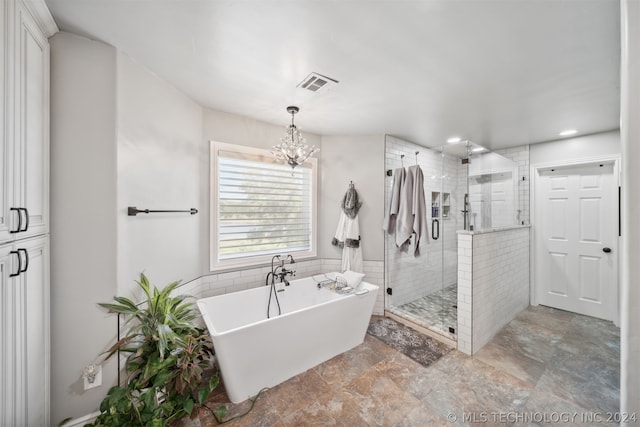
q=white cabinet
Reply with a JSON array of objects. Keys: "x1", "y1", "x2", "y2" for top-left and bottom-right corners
[
  {"x1": 13, "y1": 0, "x2": 50, "y2": 239},
  {"x1": 1, "y1": 0, "x2": 52, "y2": 243},
  {"x1": 0, "y1": 0, "x2": 55, "y2": 425},
  {"x1": 0, "y1": 236, "x2": 50, "y2": 426}
]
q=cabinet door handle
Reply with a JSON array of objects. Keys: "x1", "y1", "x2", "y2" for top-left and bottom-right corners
[
  {"x1": 9, "y1": 208, "x2": 22, "y2": 233},
  {"x1": 20, "y1": 208, "x2": 29, "y2": 232},
  {"x1": 17, "y1": 248, "x2": 28, "y2": 273},
  {"x1": 9, "y1": 250, "x2": 21, "y2": 277}
]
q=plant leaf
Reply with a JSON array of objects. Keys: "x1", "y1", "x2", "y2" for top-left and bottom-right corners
[
  {"x1": 98, "y1": 302, "x2": 137, "y2": 315},
  {"x1": 197, "y1": 388, "x2": 209, "y2": 404},
  {"x1": 209, "y1": 374, "x2": 219, "y2": 391},
  {"x1": 102, "y1": 335, "x2": 135, "y2": 360},
  {"x1": 214, "y1": 405, "x2": 227, "y2": 420},
  {"x1": 183, "y1": 398, "x2": 194, "y2": 415},
  {"x1": 57, "y1": 417, "x2": 73, "y2": 427},
  {"x1": 146, "y1": 418, "x2": 165, "y2": 427}
]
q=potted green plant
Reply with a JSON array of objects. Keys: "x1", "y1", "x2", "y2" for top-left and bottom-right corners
[{"x1": 87, "y1": 274, "x2": 224, "y2": 427}]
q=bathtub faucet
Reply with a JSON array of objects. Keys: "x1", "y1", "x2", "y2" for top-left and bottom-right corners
[
  {"x1": 269, "y1": 254, "x2": 296, "y2": 286},
  {"x1": 277, "y1": 266, "x2": 295, "y2": 286}
]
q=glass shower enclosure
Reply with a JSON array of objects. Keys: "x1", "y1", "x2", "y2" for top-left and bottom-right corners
[
  {"x1": 384, "y1": 135, "x2": 521, "y2": 340},
  {"x1": 384, "y1": 136, "x2": 466, "y2": 339}
]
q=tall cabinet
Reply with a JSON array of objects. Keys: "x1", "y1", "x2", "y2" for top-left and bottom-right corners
[{"x1": 1, "y1": 1, "x2": 56, "y2": 426}]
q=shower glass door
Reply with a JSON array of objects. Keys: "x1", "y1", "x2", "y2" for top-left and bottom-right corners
[
  {"x1": 425, "y1": 149, "x2": 445, "y2": 333},
  {"x1": 438, "y1": 143, "x2": 464, "y2": 336},
  {"x1": 383, "y1": 135, "x2": 461, "y2": 340}
]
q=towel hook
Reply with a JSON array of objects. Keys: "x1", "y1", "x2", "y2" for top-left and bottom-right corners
[
  {"x1": 400, "y1": 154, "x2": 405, "y2": 167},
  {"x1": 415, "y1": 151, "x2": 419, "y2": 165},
  {"x1": 349, "y1": 180, "x2": 354, "y2": 189}
]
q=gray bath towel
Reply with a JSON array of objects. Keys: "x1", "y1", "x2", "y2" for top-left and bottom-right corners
[
  {"x1": 383, "y1": 167, "x2": 406, "y2": 234},
  {"x1": 342, "y1": 183, "x2": 362, "y2": 219},
  {"x1": 410, "y1": 165, "x2": 429, "y2": 255},
  {"x1": 396, "y1": 165, "x2": 428, "y2": 255}
]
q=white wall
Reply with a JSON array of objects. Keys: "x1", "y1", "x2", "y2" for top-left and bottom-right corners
[
  {"x1": 116, "y1": 53, "x2": 203, "y2": 296},
  {"x1": 319, "y1": 135, "x2": 385, "y2": 262},
  {"x1": 49, "y1": 32, "x2": 118, "y2": 423},
  {"x1": 50, "y1": 35, "x2": 206, "y2": 422},
  {"x1": 620, "y1": 0, "x2": 640, "y2": 416},
  {"x1": 529, "y1": 130, "x2": 620, "y2": 165}
]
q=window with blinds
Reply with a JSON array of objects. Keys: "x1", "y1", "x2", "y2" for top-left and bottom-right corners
[{"x1": 210, "y1": 142, "x2": 317, "y2": 270}]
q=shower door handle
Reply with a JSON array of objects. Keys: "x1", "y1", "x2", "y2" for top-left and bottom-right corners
[
  {"x1": 603, "y1": 247, "x2": 612, "y2": 253},
  {"x1": 432, "y1": 219, "x2": 439, "y2": 240}
]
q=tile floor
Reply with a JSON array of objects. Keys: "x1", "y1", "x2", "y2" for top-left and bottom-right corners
[
  {"x1": 390, "y1": 283, "x2": 458, "y2": 338},
  {"x1": 179, "y1": 305, "x2": 620, "y2": 426}
]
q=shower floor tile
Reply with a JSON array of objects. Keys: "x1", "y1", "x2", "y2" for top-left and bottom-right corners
[{"x1": 390, "y1": 283, "x2": 458, "y2": 338}]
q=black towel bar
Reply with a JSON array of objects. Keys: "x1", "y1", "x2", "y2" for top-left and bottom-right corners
[{"x1": 128, "y1": 207, "x2": 198, "y2": 216}]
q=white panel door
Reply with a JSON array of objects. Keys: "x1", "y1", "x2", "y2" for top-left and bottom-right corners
[
  {"x1": 12, "y1": 1, "x2": 49, "y2": 239},
  {"x1": 20, "y1": 236, "x2": 49, "y2": 427},
  {"x1": 0, "y1": 236, "x2": 49, "y2": 426},
  {"x1": 535, "y1": 162, "x2": 617, "y2": 320},
  {"x1": 0, "y1": 1, "x2": 14, "y2": 243}
]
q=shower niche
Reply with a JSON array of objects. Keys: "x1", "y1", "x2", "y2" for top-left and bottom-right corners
[{"x1": 431, "y1": 192, "x2": 451, "y2": 220}]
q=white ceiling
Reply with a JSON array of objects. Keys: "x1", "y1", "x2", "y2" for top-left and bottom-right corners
[{"x1": 45, "y1": 0, "x2": 621, "y2": 151}]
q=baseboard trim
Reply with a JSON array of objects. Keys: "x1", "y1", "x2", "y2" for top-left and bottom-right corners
[{"x1": 59, "y1": 411, "x2": 100, "y2": 427}]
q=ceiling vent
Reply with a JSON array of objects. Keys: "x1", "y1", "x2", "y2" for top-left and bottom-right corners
[{"x1": 297, "y1": 72, "x2": 339, "y2": 93}]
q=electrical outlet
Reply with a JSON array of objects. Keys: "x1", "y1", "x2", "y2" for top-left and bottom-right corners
[{"x1": 83, "y1": 364, "x2": 102, "y2": 390}]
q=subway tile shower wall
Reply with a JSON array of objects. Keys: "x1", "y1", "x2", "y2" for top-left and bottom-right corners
[
  {"x1": 178, "y1": 259, "x2": 385, "y2": 316},
  {"x1": 457, "y1": 227, "x2": 530, "y2": 355},
  {"x1": 456, "y1": 233, "x2": 473, "y2": 354},
  {"x1": 493, "y1": 145, "x2": 530, "y2": 225}
]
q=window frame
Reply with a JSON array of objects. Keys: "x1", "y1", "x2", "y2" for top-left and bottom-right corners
[{"x1": 210, "y1": 141, "x2": 318, "y2": 271}]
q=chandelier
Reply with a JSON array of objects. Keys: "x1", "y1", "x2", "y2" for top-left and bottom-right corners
[{"x1": 271, "y1": 106, "x2": 319, "y2": 169}]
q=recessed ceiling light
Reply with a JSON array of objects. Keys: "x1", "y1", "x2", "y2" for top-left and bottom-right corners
[
  {"x1": 447, "y1": 137, "x2": 462, "y2": 144},
  {"x1": 559, "y1": 129, "x2": 577, "y2": 137},
  {"x1": 471, "y1": 147, "x2": 485, "y2": 152}
]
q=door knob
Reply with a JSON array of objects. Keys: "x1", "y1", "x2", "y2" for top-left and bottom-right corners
[{"x1": 603, "y1": 247, "x2": 612, "y2": 253}]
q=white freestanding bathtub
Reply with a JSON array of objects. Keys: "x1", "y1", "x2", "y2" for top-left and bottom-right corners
[{"x1": 196, "y1": 274, "x2": 378, "y2": 403}]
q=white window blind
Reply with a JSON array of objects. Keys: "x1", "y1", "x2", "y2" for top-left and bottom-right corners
[{"x1": 211, "y1": 142, "x2": 317, "y2": 270}]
